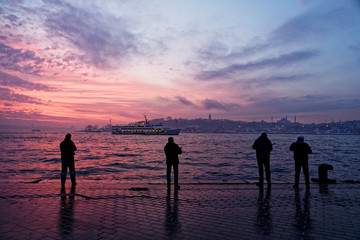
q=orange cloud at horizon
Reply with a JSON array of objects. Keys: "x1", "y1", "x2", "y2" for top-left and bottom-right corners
[{"x1": 1, "y1": 1, "x2": 359, "y2": 129}]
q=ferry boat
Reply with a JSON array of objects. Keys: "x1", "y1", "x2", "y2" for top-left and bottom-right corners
[{"x1": 112, "y1": 116, "x2": 181, "y2": 135}]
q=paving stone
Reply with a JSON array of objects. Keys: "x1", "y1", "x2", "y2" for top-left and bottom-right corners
[{"x1": 1, "y1": 182, "x2": 360, "y2": 239}]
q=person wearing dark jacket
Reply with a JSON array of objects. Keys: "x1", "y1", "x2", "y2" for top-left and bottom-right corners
[
  {"x1": 290, "y1": 135, "x2": 312, "y2": 189},
  {"x1": 60, "y1": 133, "x2": 77, "y2": 187},
  {"x1": 164, "y1": 137, "x2": 182, "y2": 189},
  {"x1": 252, "y1": 133, "x2": 273, "y2": 186}
]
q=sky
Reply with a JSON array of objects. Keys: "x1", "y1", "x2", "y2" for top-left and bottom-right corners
[{"x1": 0, "y1": 0, "x2": 360, "y2": 128}]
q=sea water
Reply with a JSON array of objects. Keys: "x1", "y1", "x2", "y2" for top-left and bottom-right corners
[{"x1": 0, "y1": 132, "x2": 359, "y2": 183}]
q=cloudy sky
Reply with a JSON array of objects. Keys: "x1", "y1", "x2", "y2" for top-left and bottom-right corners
[{"x1": 0, "y1": 0, "x2": 359, "y2": 127}]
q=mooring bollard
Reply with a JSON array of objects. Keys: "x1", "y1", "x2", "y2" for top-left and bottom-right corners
[
  {"x1": 311, "y1": 163, "x2": 336, "y2": 183},
  {"x1": 318, "y1": 164, "x2": 333, "y2": 182}
]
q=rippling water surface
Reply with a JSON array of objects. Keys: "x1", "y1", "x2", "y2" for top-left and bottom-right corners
[{"x1": 0, "y1": 132, "x2": 359, "y2": 183}]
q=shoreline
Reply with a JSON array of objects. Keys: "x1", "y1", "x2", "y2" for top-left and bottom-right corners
[{"x1": 1, "y1": 181, "x2": 360, "y2": 239}]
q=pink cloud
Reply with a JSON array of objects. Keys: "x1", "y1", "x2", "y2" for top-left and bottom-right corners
[
  {"x1": 0, "y1": 87, "x2": 42, "y2": 104},
  {"x1": 0, "y1": 42, "x2": 45, "y2": 74}
]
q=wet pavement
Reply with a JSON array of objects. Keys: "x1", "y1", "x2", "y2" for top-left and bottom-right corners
[{"x1": 0, "y1": 181, "x2": 359, "y2": 239}]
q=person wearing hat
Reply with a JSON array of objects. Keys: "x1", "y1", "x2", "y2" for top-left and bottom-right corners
[
  {"x1": 164, "y1": 137, "x2": 182, "y2": 189},
  {"x1": 252, "y1": 132, "x2": 273, "y2": 186},
  {"x1": 60, "y1": 133, "x2": 77, "y2": 188},
  {"x1": 290, "y1": 135, "x2": 312, "y2": 189}
]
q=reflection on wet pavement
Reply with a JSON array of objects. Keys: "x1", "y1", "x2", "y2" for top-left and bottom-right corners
[{"x1": 0, "y1": 182, "x2": 359, "y2": 239}]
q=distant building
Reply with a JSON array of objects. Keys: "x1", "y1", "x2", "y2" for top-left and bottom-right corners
[
  {"x1": 209, "y1": 114, "x2": 212, "y2": 121},
  {"x1": 277, "y1": 117, "x2": 291, "y2": 125}
]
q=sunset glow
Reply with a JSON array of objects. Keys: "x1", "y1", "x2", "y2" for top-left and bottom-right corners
[{"x1": 1, "y1": 0, "x2": 360, "y2": 128}]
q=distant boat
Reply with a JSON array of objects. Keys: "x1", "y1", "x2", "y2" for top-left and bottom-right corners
[
  {"x1": 32, "y1": 129, "x2": 41, "y2": 132},
  {"x1": 112, "y1": 115, "x2": 181, "y2": 135},
  {"x1": 84, "y1": 129, "x2": 102, "y2": 132}
]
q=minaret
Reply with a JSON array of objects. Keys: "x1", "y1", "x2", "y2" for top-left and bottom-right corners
[{"x1": 208, "y1": 113, "x2": 212, "y2": 121}]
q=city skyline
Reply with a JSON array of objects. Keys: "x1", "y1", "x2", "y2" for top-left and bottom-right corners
[{"x1": 1, "y1": 1, "x2": 360, "y2": 128}]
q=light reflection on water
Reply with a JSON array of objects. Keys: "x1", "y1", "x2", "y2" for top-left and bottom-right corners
[{"x1": 0, "y1": 132, "x2": 359, "y2": 183}]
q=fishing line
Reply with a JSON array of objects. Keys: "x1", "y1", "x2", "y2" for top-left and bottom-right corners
[
  {"x1": 129, "y1": 158, "x2": 167, "y2": 185},
  {"x1": 149, "y1": 158, "x2": 166, "y2": 171}
]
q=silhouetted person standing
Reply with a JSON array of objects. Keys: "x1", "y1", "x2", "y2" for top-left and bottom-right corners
[
  {"x1": 290, "y1": 135, "x2": 312, "y2": 189},
  {"x1": 164, "y1": 137, "x2": 182, "y2": 189},
  {"x1": 60, "y1": 133, "x2": 77, "y2": 188},
  {"x1": 252, "y1": 133, "x2": 273, "y2": 186}
]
